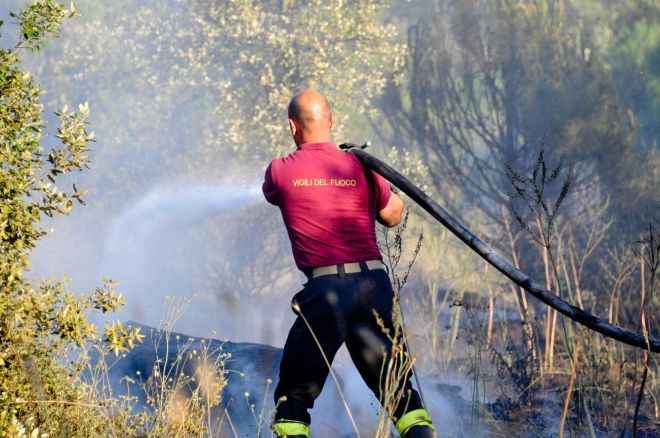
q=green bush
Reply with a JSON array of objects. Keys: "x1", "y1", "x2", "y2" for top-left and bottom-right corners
[{"x1": 0, "y1": 2, "x2": 143, "y2": 435}]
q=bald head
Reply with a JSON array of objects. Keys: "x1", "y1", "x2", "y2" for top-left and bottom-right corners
[{"x1": 287, "y1": 89, "x2": 333, "y2": 146}]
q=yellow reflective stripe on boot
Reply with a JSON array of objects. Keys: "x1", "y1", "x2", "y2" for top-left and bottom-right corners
[
  {"x1": 272, "y1": 420, "x2": 310, "y2": 437},
  {"x1": 395, "y1": 409, "x2": 434, "y2": 436}
]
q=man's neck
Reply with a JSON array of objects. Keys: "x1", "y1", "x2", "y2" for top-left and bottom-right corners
[{"x1": 296, "y1": 134, "x2": 332, "y2": 146}]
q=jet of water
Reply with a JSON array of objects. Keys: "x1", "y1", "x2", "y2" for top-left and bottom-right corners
[{"x1": 100, "y1": 183, "x2": 262, "y2": 333}]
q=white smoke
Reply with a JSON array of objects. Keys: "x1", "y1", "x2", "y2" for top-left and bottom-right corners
[{"x1": 97, "y1": 183, "x2": 273, "y2": 336}]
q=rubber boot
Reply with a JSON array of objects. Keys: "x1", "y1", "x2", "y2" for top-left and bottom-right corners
[
  {"x1": 395, "y1": 409, "x2": 435, "y2": 438},
  {"x1": 403, "y1": 425, "x2": 436, "y2": 438},
  {"x1": 271, "y1": 420, "x2": 310, "y2": 438}
]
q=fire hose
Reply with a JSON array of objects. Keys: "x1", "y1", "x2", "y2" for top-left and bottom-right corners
[{"x1": 343, "y1": 144, "x2": 659, "y2": 353}]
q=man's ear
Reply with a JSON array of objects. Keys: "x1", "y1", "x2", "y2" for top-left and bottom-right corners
[{"x1": 288, "y1": 118, "x2": 297, "y2": 138}]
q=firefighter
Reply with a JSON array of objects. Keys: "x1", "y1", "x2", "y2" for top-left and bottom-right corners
[{"x1": 263, "y1": 89, "x2": 435, "y2": 437}]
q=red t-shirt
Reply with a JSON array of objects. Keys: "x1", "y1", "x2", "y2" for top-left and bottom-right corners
[{"x1": 263, "y1": 142, "x2": 391, "y2": 270}]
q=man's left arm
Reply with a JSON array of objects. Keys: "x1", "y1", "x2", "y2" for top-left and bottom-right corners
[
  {"x1": 262, "y1": 161, "x2": 280, "y2": 205},
  {"x1": 372, "y1": 171, "x2": 404, "y2": 227},
  {"x1": 378, "y1": 192, "x2": 404, "y2": 227}
]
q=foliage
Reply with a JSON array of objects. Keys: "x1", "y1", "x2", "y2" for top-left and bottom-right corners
[
  {"x1": 186, "y1": 0, "x2": 406, "y2": 157},
  {"x1": 610, "y1": 9, "x2": 660, "y2": 150},
  {"x1": 375, "y1": 0, "x2": 649, "y2": 226},
  {"x1": 374, "y1": 1, "x2": 660, "y2": 433},
  {"x1": 22, "y1": 0, "x2": 406, "y2": 209},
  {"x1": 13, "y1": 0, "x2": 71, "y2": 51},
  {"x1": 0, "y1": 2, "x2": 143, "y2": 435}
]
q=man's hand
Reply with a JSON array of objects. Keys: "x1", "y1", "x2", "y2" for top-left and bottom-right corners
[{"x1": 377, "y1": 192, "x2": 404, "y2": 227}]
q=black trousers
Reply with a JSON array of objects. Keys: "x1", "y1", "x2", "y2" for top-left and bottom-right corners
[{"x1": 273, "y1": 268, "x2": 424, "y2": 425}]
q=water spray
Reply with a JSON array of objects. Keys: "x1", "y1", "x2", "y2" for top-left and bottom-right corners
[{"x1": 100, "y1": 183, "x2": 261, "y2": 332}]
